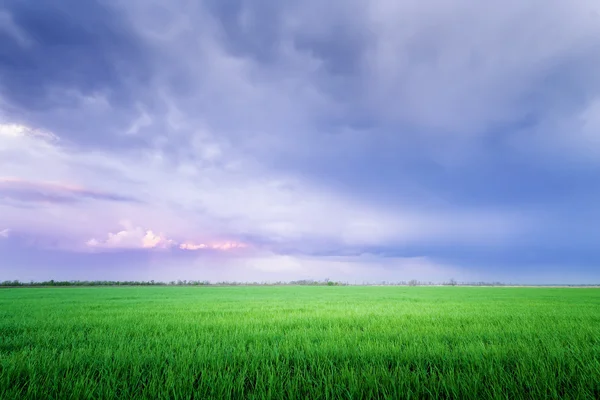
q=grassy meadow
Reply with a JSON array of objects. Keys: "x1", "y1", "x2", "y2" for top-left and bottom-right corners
[{"x1": 1, "y1": 286, "x2": 599, "y2": 399}]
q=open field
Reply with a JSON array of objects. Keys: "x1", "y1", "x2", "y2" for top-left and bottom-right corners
[{"x1": 1, "y1": 287, "x2": 599, "y2": 399}]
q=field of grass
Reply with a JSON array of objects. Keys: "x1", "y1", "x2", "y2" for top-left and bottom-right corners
[{"x1": 1, "y1": 286, "x2": 599, "y2": 399}]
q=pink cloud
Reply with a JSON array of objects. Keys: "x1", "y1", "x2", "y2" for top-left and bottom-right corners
[
  {"x1": 86, "y1": 222, "x2": 248, "y2": 252},
  {"x1": 0, "y1": 177, "x2": 83, "y2": 191},
  {"x1": 0, "y1": 228, "x2": 9, "y2": 238},
  {"x1": 179, "y1": 241, "x2": 248, "y2": 251},
  {"x1": 86, "y1": 223, "x2": 175, "y2": 250}
]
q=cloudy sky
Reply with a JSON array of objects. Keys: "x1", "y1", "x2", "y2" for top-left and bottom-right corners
[{"x1": 1, "y1": 0, "x2": 600, "y2": 283}]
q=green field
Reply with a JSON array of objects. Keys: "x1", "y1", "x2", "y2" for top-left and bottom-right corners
[{"x1": 1, "y1": 286, "x2": 599, "y2": 399}]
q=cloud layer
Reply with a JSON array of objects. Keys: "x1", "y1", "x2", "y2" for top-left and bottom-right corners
[{"x1": 1, "y1": 0, "x2": 600, "y2": 282}]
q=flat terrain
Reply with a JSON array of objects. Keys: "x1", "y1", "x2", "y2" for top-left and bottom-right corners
[{"x1": 1, "y1": 286, "x2": 599, "y2": 399}]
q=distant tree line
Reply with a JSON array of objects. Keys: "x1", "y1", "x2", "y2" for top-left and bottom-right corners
[
  {"x1": 1, "y1": 279, "x2": 596, "y2": 288},
  {"x1": 0, "y1": 279, "x2": 346, "y2": 287}
]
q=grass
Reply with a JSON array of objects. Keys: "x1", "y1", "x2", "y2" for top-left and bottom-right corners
[{"x1": 1, "y1": 286, "x2": 599, "y2": 399}]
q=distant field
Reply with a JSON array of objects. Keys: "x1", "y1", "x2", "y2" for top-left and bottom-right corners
[{"x1": 1, "y1": 287, "x2": 599, "y2": 399}]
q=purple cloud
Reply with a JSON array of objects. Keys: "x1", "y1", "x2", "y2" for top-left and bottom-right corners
[
  {"x1": 0, "y1": 177, "x2": 140, "y2": 205},
  {"x1": 1, "y1": 0, "x2": 600, "y2": 282}
]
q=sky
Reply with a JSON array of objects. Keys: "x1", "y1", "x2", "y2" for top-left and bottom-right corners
[{"x1": 1, "y1": 0, "x2": 600, "y2": 284}]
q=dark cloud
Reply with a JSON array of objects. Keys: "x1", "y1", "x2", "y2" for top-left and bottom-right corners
[
  {"x1": 204, "y1": 0, "x2": 287, "y2": 64},
  {"x1": 0, "y1": 0, "x2": 155, "y2": 149},
  {"x1": 0, "y1": 0, "x2": 150, "y2": 108},
  {"x1": 0, "y1": 179, "x2": 141, "y2": 205}
]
